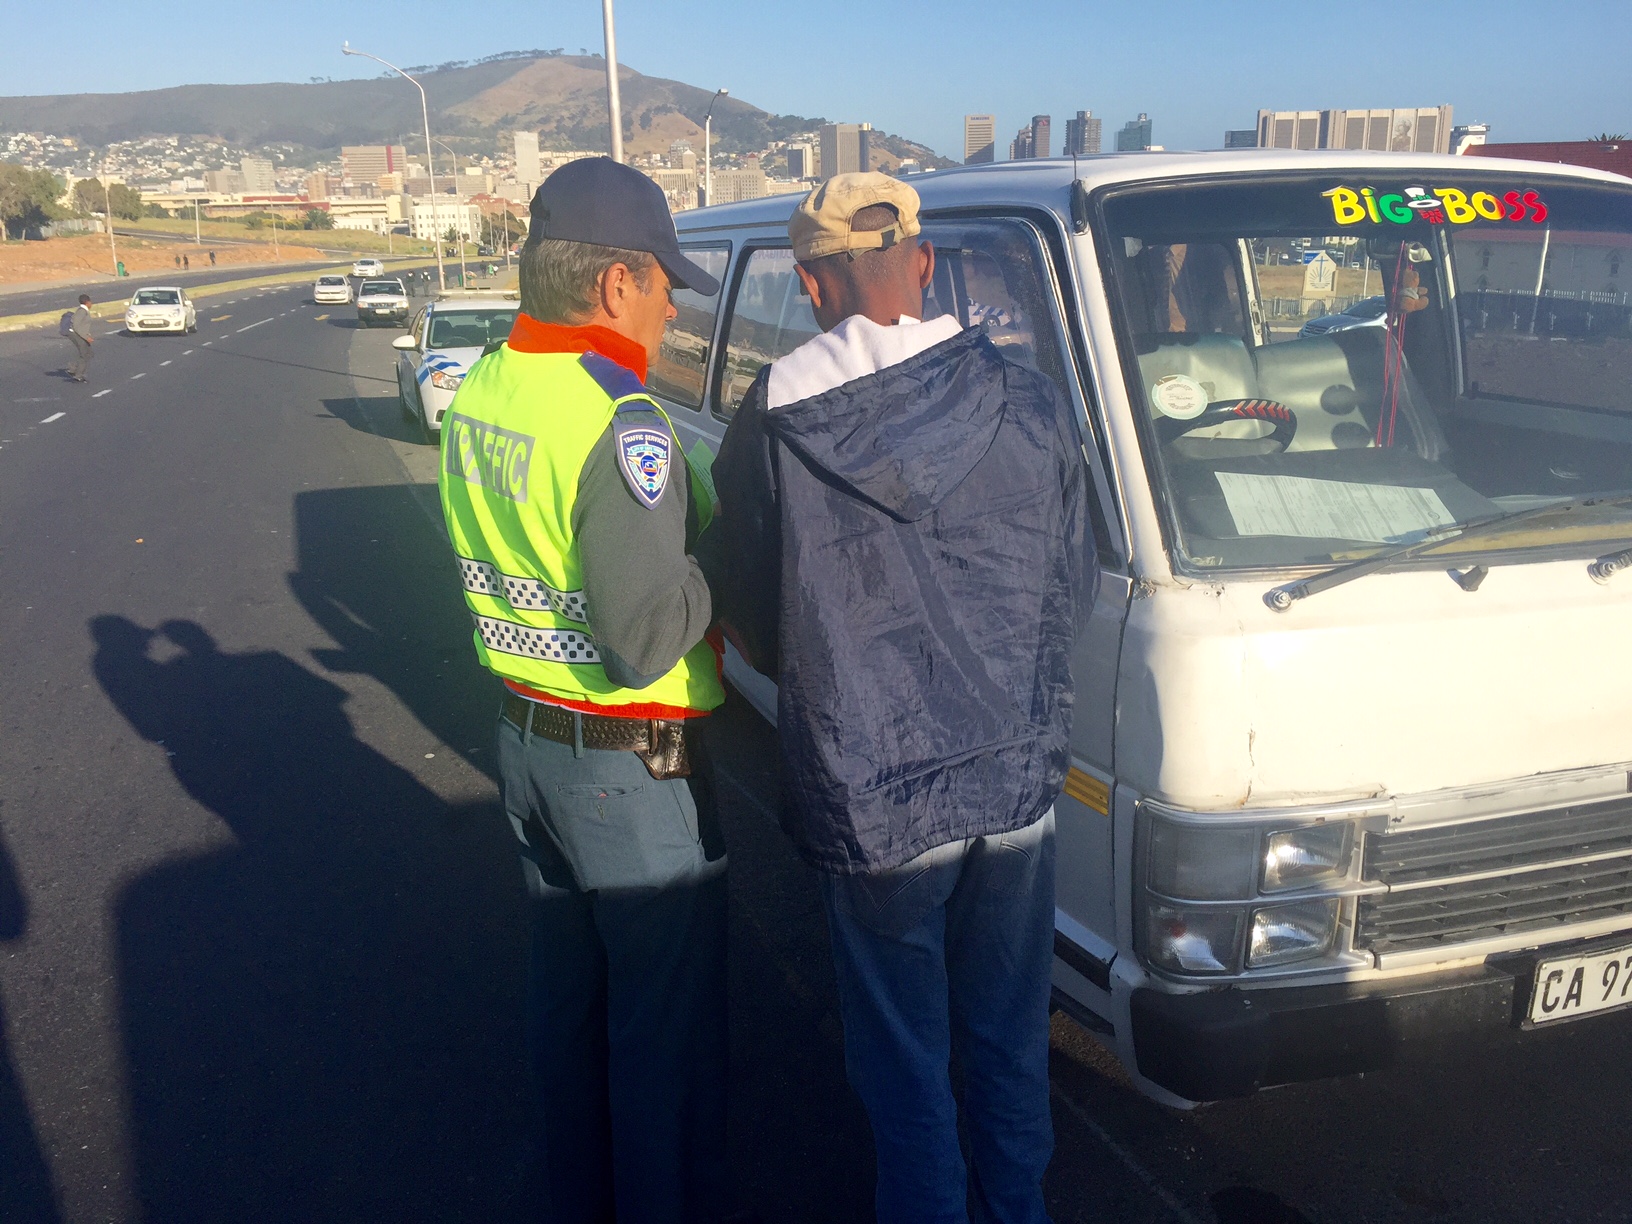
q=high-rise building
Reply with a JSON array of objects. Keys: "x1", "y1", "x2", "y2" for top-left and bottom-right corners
[
  {"x1": 304, "y1": 171, "x2": 330, "y2": 201},
  {"x1": 819, "y1": 123, "x2": 871, "y2": 180},
  {"x1": 1010, "y1": 125, "x2": 1033, "y2": 161},
  {"x1": 205, "y1": 168, "x2": 245, "y2": 194},
  {"x1": 1451, "y1": 123, "x2": 1490, "y2": 155},
  {"x1": 786, "y1": 142, "x2": 816, "y2": 180},
  {"x1": 240, "y1": 157, "x2": 276, "y2": 194},
  {"x1": 1223, "y1": 129, "x2": 1258, "y2": 150},
  {"x1": 513, "y1": 130, "x2": 541, "y2": 186},
  {"x1": 1064, "y1": 111, "x2": 1102, "y2": 156},
  {"x1": 341, "y1": 144, "x2": 409, "y2": 185},
  {"x1": 964, "y1": 114, "x2": 996, "y2": 164},
  {"x1": 1115, "y1": 114, "x2": 1153, "y2": 152},
  {"x1": 1254, "y1": 106, "x2": 1453, "y2": 153},
  {"x1": 1029, "y1": 115, "x2": 1051, "y2": 159}
]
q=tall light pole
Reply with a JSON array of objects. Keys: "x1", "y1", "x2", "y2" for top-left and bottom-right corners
[
  {"x1": 102, "y1": 174, "x2": 119, "y2": 277},
  {"x1": 602, "y1": 0, "x2": 623, "y2": 163},
  {"x1": 194, "y1": 195, "x2": 201, "y2": 244},
  {"x1": 702, "y1": 89, "x2": 728, "y2": 209},
  {"x1": 342, "y1": 42, "x2": 445, "y2": 291},
  {"x1": 434, "y1": 138, "x2": 468, "y2": 288}
]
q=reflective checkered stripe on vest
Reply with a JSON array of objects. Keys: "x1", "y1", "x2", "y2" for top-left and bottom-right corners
[{"x1": 438, "y1": 347, "x2": 724, "y2": 714}]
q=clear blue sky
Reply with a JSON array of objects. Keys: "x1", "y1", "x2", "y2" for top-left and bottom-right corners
[{"x1": 12, "y1": 0, "x2": 1631, "y2": 158}]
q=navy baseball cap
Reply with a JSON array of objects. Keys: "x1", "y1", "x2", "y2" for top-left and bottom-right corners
[{"x1": 530, "y1": 157, "x2": 719, "y2": 296}]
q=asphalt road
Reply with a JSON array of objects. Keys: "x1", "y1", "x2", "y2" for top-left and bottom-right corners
[{"x1": 1, "y1": 302, "x2": 1630, "y2": 1223}]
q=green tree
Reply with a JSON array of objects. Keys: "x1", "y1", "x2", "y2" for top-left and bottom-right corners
[
  {"x1": 305, "y1": 208, "x2": 334, "y2": 230},
  {"x1": 71, "y1": 178, "x2": 143, "y2": 221},
  {"x1": 0, "y1": 165, "x2": 63, "y2": 238}
]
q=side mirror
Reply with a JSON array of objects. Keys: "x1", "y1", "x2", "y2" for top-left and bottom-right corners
[{"x1": 392, "y1": 334, "x2": 418, "y2": 351}]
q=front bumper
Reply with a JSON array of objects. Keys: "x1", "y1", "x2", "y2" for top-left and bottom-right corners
[
  {"x1": 1130, "y1": 932, "x2": 1632, "y2": 1100},
  {"x1": 358, "y1": 304, "x2": 407, "y2": 318}
]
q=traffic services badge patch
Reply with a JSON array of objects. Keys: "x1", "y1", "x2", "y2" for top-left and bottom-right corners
[{"x1": 617, "y1": 426, "x2": 671, "y2": 508}]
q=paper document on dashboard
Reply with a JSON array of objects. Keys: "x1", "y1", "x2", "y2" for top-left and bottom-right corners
[{"x1": 1215, "y1": 472, "x2": 1456, "y2": 542}]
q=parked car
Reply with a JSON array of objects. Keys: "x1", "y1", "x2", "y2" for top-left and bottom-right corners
[
  {"x1": 123, "y1": 286, "x2": 196, "y2": 335},
  {"x1": 313, "y1": 274, "x2": 353, "y2": 305},
  {"x1": 1298, "y1": 294, "x2": 1389, "y2": 337},
  {"x1": 646, "y1": 153, "x2": 1632, "y2": 1105},
  {"x1": 355, "y1": 278, "x2": 410, "y2": 327},
  {"x1": 392, "y1": 295, "x2": 517, "y2": 439},
  {"x1": 351, "y1": 258, "x2": 385, "y2": 278}
]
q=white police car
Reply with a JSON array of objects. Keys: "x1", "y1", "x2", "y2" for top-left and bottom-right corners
[{"x1": 392, "y1": 294, "x2": 517, "y2": 440}]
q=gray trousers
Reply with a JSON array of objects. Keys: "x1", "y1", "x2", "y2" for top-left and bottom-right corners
[{"x1": 67, "y1": 335, "x2": 91, "y2": 379}]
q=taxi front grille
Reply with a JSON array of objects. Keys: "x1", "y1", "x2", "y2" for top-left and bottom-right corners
[{"x1": 1357, "y1": 798, "x2": 1632, "y2": 955}]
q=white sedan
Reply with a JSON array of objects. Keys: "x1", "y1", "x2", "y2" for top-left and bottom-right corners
[
  {"x1": 124, "y1": 287, "x2": 197, "y2": 335},
  {"x1": 393, "y1": 297, "x2": 517, "y2": 440},
  {"x1": 313, "y1": 274, "x2": 352, "y2": 304},
  {"x1": 352, "y1": 258, "x2": 385, "y2": 278}
]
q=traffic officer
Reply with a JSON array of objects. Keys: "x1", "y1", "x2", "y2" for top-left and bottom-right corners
[{"x1": 438, "y1": 158, "x2": 730, "y2": 1224}]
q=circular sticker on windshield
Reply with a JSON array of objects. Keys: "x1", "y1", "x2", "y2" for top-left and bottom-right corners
[{"x1": 1150, "y1": 374, "x2": 1209, "y2": 420}]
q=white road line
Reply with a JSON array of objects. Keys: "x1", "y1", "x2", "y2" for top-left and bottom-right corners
[
  {"x1": 159, "y1": 360, "x2": 172, "y2": 367},
  {"x1": 1048, "y1": 1085, "x2": 1204, "y2": 1224},
  {"x1": 39, "y1": 412, "x2": 65, "y2": 424},
  {"x1": 182, "y1": 349, "x2": 193, "y2": 355},
  {"x1": 202, "y1": 341, "x2": 213, "y2": 346},
  {"x1": 130, "y1": 372, "x2": 146, "y2": 380},
  {"x1": 236, "y1": 318, "x2": 273, "y2": 333},
  {"x1": 92, "y1": 389, "x2": 112, "y2": 398}
]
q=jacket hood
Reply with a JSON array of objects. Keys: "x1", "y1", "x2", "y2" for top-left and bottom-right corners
[{"x1": 764, "y1": 328, "x2": 1008, "y2": 523}]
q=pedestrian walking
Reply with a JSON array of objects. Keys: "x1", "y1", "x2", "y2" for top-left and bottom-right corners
[
  {"x1": 183, "y1": 253, "x2": 190, "y2": 271},
  {"x1": 209, "y1": 250, "x2": 216, "y2": 266},
  {"x1": 437, "y1": 157, "x2": 742, "y2": 1224},
  {"x1": 709, "y1": 173, "x2": 1096, "y2": 1224},
  {"x1": 64, "y1": 293, "x2": 94, "y2": 382},
  {"x1": 173, "y1": 254, "x2": 181, "y2": 269}
]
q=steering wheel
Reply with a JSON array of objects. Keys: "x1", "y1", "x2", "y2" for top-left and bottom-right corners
[{"x1": 1157, "y1": 398, "x2": 1298, "y2": 451}]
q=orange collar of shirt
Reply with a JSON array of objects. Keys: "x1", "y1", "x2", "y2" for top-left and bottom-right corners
[{"x1": 505, "y1": 313, "x2": 649, "y2": 384}]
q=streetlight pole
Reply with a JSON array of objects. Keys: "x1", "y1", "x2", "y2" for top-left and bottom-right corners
[
  {"x1": 602, "y1": 0, "x2": 623, "y2": 163},
  {"x1": 703, "y1": 88, "x2": 728, "y2": 208},
  {"x1": 194, "y1": 195, "x2": 201, "y2": 244},
  {"x1": 434, "y1": 139, "x2": 468, "y2": 288},
  {"x1": 102, "y1": 174, "x2": 119, "y2": 277},
  {"x1": 342, "y1": 42, "x2": 445, "y2": 291}
]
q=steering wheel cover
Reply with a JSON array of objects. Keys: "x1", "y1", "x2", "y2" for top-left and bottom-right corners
[{"x1": 1157, "y1": 398, "x2": 1297, "y2": 450}]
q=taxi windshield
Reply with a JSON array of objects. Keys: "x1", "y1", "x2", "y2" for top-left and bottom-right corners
[
  {"x1": 1098, "y1": 173, "x2": 1632, "y2": 571},
  {"x1": 133, "y1": 290, "x2": 180, "y2": 305},
  {"x1": 427, "y1": 310, "x2": 516, "y2": 349}
]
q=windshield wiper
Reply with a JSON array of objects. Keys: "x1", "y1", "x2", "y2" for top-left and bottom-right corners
[{"x1": 1264, "y1": 491, "x2": 1632, "y2": 611}]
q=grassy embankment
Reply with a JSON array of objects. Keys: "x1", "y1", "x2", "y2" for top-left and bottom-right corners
[{"x1": 125, "y1": 216, "x2": 435, "y2": 257}]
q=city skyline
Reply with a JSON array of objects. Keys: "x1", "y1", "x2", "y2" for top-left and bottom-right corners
[{"x1": 1, "y1": 0, "x2": 1624, "y2": 164}]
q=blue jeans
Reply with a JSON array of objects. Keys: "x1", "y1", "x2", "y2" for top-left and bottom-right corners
[
  {"x1": 498, "y1": 710, "x2": 729, "y2": 1224},
  {"x1": 819, "y1": 810, "x2": 1056, "y2": 1224}
]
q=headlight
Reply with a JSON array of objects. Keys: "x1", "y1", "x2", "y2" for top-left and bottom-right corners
[
  {"x1": 429, "y1": 369, "x2": 464, "y2": 391},
  {"x1": 1147, "y1": 818, "x2": 1258, "y2": 899},
  {"x1": 1262, "y1": 823, "x2": 1353, "y2": 892},
  {"x1": 1247, "y1": 899, "x2": 1339, "y2": 968},
  {"x1": 1143, "y1": 902, "x2": 1243, "y2": 974}
]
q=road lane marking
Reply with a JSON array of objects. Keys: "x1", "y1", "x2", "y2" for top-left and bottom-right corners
[
  {"x1": 236, "y1": 318, "x2": 273, "y2": 333},
  {"x1": 314, "y1": 314, "x2": 329, "y2": 321},
  {"x1": 210, "y1": 315, "x2": 231, "y2": 322},
  {"x1": 92, "y1": 389, "x2": 112, "y2": 398},
  {"x1": 1048, "y1": 1085, "x2": 1203, "y2": 1224},
  {"x1": 182, "y1": 349, "x2": 193, "y2": 355},
  {"x1": 159, "y1": 360, "x2": 172, "y2": 366},
  {"x1": 40, "y1": 412, "x2": 64, "y2": 424},
  {"x1": 130, "y1": 372, "x2": 146, "y2": 380}
]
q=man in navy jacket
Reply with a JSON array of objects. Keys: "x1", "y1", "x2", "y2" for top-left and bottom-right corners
[{"x1": 708, "y1": 174, "x2": 1095, "y2": 1223}]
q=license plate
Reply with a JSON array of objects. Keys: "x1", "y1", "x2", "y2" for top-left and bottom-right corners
[{"x1": 1526, "y1": 941, "x2": 1632, "y2": 1025}]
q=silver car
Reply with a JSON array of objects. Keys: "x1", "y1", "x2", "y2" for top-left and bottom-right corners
[{"x1": 355, "y1": 278, "x2": 410, "y2": 327}]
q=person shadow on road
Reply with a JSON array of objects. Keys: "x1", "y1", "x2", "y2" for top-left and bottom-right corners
[
  {"x1": 90, "y1": 615, "x2": 527, "y2": 1221},
  {"x1": 0, "y1": 832, "x2": 61, "y2": 1224}
]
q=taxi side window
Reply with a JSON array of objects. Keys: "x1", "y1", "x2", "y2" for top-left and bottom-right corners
[
  {"x1": 411, "y1": 307, "x2": 429, "y2": 346},
  {"x1": 715, "y1": 247, "x2": 821, "y2": 420},
  {"x1": 650, "y1": 245, "x2": 729, "y2": 410}
]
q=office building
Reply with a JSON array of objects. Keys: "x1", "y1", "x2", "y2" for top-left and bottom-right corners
[
  {"x1": 1010, "y1": 125, "x2": 1032, "y2": 161},
  {"x1": 710, "y1": 166, "x2": 768, "y2": 205},
  {"x1": 819, "y1": 123, "x2": 871, "y2": 179},
  {"x1": 1029, "y1": 115, "x2": 1051, "y2": 159},
  {"x1": 341, "y1": 144, "x2": 409, "y2": 185},
  {"x1": 670, "y1": 140, "x2": 698, "y2": 171},
  {"x1": 513, "y1": 130, "x2": 541, "y2": 187},
  {"x1": 1254, "y1": 106, "x2": 1453, "y2": 153},
  {"x1": 239, "y1": 157, "x2": 276, "y2": 194},
  {"x1": 964, "y1": 114, "x2": 996, "y2": 164},
  {"x1": 1115, "y1": 114, "x2": 1153, "y2": 152},
  {"x1": 786, "y1": 142, "x2": 816, "y2": 180},
  {"x1": 1064, "y1": 111, "x2": 1102, "y2": 157},
  {"x1": 205, "y1": 168, "x2": 245, "y2": 194},
  {"x1": 409, "y1": 198, "x2": 484, "y2": 241},
  {"x1": 1451, "y1": 123, "x2": 1490, "y2": 155},
  {"x1": 1223, "y1": 129, "x2": 1258, "y2": 150}
]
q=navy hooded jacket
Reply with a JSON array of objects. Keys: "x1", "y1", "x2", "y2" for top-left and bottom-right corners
[{"x1": 707, "y1": 325, "x2": 1096, "y2": 874}]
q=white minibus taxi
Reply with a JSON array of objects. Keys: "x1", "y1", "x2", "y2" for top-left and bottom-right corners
[{"x1": 653, "y1": 151, "x2": 1632, "y2": 1104}]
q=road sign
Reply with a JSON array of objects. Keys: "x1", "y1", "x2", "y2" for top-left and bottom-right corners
[{"x1": 1303, "y1": 250, "x2": 1338, "y2": 296}]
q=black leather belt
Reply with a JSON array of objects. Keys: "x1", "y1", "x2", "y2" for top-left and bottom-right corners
[{"x1": 502, "y1": 690, "x2": 702, "y2": 780}]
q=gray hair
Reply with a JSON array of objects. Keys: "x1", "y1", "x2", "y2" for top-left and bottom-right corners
[{"x1": 519, "y1": 235, "x2": 656, "y2": 323}]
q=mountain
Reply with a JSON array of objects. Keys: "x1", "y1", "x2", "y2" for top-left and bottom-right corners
[{"x1": 0, "y1": 53, "x2": 953, "y2": 167}]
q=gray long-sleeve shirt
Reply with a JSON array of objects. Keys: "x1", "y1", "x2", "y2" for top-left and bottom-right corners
[{"x1": 571, "y1": 408, "x2": 712, "y2": 690}]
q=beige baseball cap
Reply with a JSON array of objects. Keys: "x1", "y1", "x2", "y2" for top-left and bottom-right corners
[{"x1": 789, "y1": 172, "x2": 922, "y2": 262}]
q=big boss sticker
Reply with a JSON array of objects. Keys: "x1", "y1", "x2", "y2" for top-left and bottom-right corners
[{"x1": 1324, "y1": 185, "x2": 1549, "y2": 227}]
